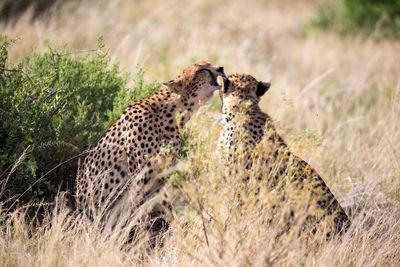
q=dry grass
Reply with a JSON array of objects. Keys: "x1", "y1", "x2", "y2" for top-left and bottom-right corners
[{"x1": 1, "y1": 0, "x2": 399, "y2": 266}]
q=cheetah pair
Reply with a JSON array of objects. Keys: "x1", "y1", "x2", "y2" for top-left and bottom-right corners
[{"x1": 75, "y1": 61, "x2": 350, "y2": 243}]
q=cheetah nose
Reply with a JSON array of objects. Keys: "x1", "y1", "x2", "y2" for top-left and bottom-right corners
[{"x1": 217, "y1": 66, "x2": 225, "y2": 75}]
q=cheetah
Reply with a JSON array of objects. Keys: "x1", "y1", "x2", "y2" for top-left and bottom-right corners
[
  {"x1": 217, "y1": 73, "x2": 350, "y2": 238},
  {"x1": 75, "y1": 61, "x2": 225, "y2": 241}
]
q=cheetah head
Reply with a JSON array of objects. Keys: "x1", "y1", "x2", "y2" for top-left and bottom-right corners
[
  {"x1": 217, "y1": 73, "x2": 270, "y2": 112},
  {"x1": 163, "y1": 61, "x2": 226, "y2": 110}
]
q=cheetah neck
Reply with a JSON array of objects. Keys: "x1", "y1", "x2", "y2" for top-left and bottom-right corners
[
  {"x1": 220, "y1": 102, "x2": 285, "y2": 151},
  {"x1": 223, "y1": 102, "x2": 266, "y2": 127},
  {"x1": 150, "y1": 88, "x2": 194, "y2": 128}
]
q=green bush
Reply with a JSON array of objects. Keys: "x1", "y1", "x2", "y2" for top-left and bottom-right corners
[
  {"x1": 311, "y1": 0, "x2": 400, "y2": 39},
  {"x1": 0, "y1": 36, "x2": 160, "y2": 211}
]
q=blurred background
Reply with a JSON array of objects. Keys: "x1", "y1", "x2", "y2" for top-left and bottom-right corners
[
  {"x1": 1, "y1": 0, "x2": 399, "y2": 207},
  {"x1": 1, "y1": 1, "x2": 400, "y2": 265}
]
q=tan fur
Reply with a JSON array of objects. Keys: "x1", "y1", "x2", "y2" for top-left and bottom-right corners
[
  {"x1": 218, "y1": 73, "x2": 350, "y2": 237},
  {"x1": 75, "y1": 61, "x2": 225, "y2": 242}
]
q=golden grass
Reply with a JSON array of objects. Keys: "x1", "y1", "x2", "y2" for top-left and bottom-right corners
[{"x1": 1, "y1": 0, "x2": 399, "y2": 266}]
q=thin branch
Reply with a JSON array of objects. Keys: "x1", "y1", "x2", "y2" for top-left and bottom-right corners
[
  {"x1": 0, "y1": 66, "x2": 36, "y2": 86},
  {"x1": 197, "y1": 198, "x2": 210, "y2": 247},
  {"x1": 56, "y1": 49, "x2": 101, "y2": 57},
  {"x1": 49, "y1": 47, "x2": 58, "y2": 72},
  {"x1": 49, "y1": 47, "x2": 59, "y2": 93},
  {"x1": 0, "y1": 67, "x2": 20, "y2": 72}
]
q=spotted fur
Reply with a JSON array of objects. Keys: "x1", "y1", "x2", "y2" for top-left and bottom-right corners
[
  {"x1": 76, "y1": 61, "x2": 225, "y2": 242},
  {"x1": 217, "y1": 73, "x2": 350, "y2": 237}
]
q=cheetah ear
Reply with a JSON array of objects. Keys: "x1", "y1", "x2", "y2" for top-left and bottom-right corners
[
  {"x1": 217, "y1": 76, "x2": 230, "y2": 93},
  {"x1": 256, "y1": 81, "x2": 271, "y2": 97},
  {"x1": 163, "y1": 77, "x2": 184, "y2": 94}
]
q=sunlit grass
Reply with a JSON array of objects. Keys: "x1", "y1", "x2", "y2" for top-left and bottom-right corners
[
  {"x1": 1, "y1": 103, "x2": 399, "y2": 266},
  {"x1": 0, "y1": 0, "x2": 399, "y2": 266}
]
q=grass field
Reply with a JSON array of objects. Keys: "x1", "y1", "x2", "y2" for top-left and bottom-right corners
[{"x1": 1, "y1": 0, "x2": 399, "y2": 266}]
